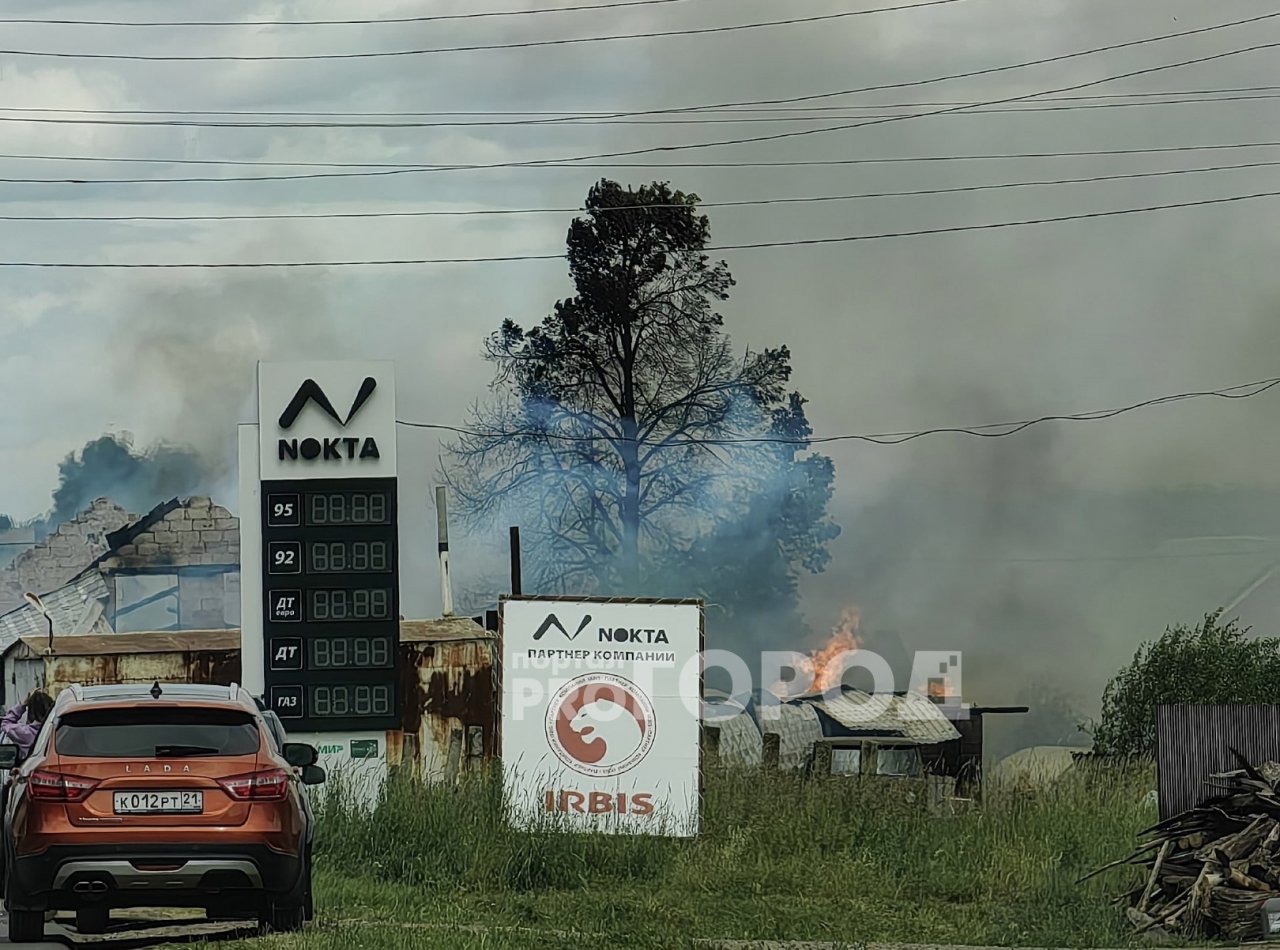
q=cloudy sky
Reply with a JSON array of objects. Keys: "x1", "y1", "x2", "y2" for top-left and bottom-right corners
[{"x1": 2, "y1": 0, "x2": 1279, "y2": 703}]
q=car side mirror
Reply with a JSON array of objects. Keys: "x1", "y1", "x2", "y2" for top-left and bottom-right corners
[
  {"x1": 0, "y1": 746, "x2": 20, "y2": 771},
  {"x1": 300, "y1": 765, "x2": 326, "y2": 786},
  {"x1": 282, "y1": 743, "x2": 318, "y2": 768}
]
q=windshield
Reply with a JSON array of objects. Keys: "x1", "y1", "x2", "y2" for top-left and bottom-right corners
[{"x1": 54, "y1": 708, "x2": 260, "y2": 758}]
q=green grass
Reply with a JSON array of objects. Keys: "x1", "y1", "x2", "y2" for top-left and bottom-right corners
[{"x1": 198, "y1": 763, "x2": 1162, "y2": 949}]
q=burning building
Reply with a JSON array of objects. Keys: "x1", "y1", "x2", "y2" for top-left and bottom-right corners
[{"x1": 0, "y1": 496, "x2": 241, "y2": 667}]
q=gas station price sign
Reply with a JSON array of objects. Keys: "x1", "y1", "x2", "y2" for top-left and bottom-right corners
[{"x1": 261, "y1": 477, "x2": 400, "y2": 731}]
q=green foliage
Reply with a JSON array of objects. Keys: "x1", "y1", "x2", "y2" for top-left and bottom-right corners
[
  {"x1": 1092, "y1": 610, "x2": 1280, "y2": 756},
  {"x1": 442, "y1": 180, "x2": 838, "y2": 633},
  {"x1": 292, "y1": 765, "x2": 1158, "y2": 948}
]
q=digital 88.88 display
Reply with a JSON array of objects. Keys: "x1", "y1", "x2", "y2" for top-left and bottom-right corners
[{"x1": 261, "y1": 478, "x2": 400, "y2": 730}]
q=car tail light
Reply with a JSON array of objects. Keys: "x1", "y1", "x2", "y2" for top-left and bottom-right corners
[
  {"x1": 217, "y1": 768, "x2": 289, "y2": 802},
  {"x1": 29, "y1": 770, "x2": 100, "y2": 803}
]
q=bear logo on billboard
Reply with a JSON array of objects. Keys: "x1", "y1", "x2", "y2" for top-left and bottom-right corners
[{"x1": 545, "y1": 673, "x2": 656, "y2": 778}]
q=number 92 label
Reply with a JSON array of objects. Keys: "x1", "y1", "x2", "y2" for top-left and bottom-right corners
[{"x1": 267, "y1": 540, "x2": 302, "y2": 575}]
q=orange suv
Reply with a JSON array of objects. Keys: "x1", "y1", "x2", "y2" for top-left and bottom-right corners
[{"x1": 0, "y1": 682, "x2": 324, "y2": 941}]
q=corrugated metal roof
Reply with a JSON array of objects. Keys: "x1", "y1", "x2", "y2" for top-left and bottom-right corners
[
  {"x1": 15, "y1": 629, "x2": 240, "y2": 657},
  {"x1": 715, "y1": 712, "x2": 764, "y2": 767},
  {"x1": 401, "y1": 617, "x2": 492, "y2": 643},
  {"x1": 0, "y1": 571, "x2": 111, "y2": 652},
  {"x1": 755, "y1": 702, "x2": 823, "y2": 771},
  {"x1": 796, "y1": 689, "x2": 960, "y2": 745}
]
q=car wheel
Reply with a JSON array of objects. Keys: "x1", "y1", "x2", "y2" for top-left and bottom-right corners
[
  {"x1": 260, "y1": 900, "x2": 305, "y2": 934},
  {"x1": 259, "y1": 858, "x2": 309, "y2": 934},
  {"x1": 75, "y1": 904, "x2": 110, "y2": 934},
  {"x1": 7, "y1": 907, "x2": 44, "y2": 942},
  {"x1": 5, "y1": 869, "x2": 43, "y2": 942}
]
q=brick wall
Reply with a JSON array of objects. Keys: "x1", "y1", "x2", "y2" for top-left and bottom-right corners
[
  {"x1": 0, "y1": 498, "x2": 134, "y2": 614},
  {"x1": 97, "y1": 496, "x2": 239, "y2": 571},
  {"x1": 100, "y1": 497, "x2": 241, "y2": 631}
]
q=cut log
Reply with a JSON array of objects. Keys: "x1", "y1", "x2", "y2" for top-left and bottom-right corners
[{"x1": 1138, "y1": 840, "x2": 1173, "y2": 913}]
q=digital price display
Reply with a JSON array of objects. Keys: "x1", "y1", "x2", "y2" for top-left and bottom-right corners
[
  {"x1": 307, "y1": 540, "x2": 391, "y2": 573},
  {"x1": 261, "y1": 477, "x2": 399, "y2": 731}
]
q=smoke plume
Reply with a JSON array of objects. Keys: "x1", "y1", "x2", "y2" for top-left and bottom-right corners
[{"x1": 48, "y1": 433, "x2": 206, "y2": 529}]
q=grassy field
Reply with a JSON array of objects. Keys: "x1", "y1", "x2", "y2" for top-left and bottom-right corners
[{"x1": 197, "y1": 762, "x2": 1163, "y2": 950}]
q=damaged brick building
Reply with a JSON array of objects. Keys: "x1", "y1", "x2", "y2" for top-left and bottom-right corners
[{"x1": 0, "y1": 496, "x2": 241, "y2": 649}]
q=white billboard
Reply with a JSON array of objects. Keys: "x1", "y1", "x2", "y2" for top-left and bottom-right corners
[
  {"x1": 257, "y1": 361, "x2": 397, "y2": 481},
  {"x1": 500, "y1": 597, "x2": 703, "y2": 836}
]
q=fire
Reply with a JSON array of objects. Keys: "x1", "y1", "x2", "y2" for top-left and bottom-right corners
[{"x1": 773, "y1": 607, "x2": 861, "y2": 696}]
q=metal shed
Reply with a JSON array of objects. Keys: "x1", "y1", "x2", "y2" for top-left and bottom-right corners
[
  {"x1": 393, "y1": 617, "x2": 497, "y2": 780},
  {"x1": 0, "y1": 618, "x2": 500, "y2": 783},
  {"x1": 1155, "y1": 704, "x2": 1280, "y2": 820},
  {"x1": 1, "y1": 629, "x2": 240, "y2": 703}
]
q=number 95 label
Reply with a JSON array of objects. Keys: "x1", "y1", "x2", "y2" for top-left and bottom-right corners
[{"x1": 266, "y1": 493, "x2": 300, "y2": 528}]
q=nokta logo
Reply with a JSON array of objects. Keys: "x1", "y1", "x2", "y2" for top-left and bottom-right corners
[
  {"x1": 277, "y1": 377, "x2": 381, "y2": 463},
  {"x1": 533, "y1": 612, "x2": 592, "y2": 642},
  {"x1": 545, "y1": 673, "x2": 656, "y2": 778},
  {"x1": 279, "y1": 376, "x2": 377, "y2": 429}
]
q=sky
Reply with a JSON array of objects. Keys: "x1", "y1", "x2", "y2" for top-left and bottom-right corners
[{"x1": 2, "y1": 0, "x2": 1279, "y2": 709}]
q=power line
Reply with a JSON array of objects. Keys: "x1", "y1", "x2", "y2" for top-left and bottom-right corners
[
  {"x1": 513, "y1": 40, "x2": 1280, "y2": 169},
  {"x1": 3, "y1": 91, "x2": 1278, "y2": 129},
  {"x1": 395, "y1": 376, "x2": 1280, "y2": 447},
  {"x1": 0, "y1": 2, "x2": 967, "y2": 61},
  {"x1": 19, "y1": 37, "x2": 1267, "y2": 186},
  {"x1": 0, "y1": 7, "x2": 1270, "y2": 121},
  {"x1": 9, "y1": 159, "x2": 1280, "y2": 222},
  {"x1": 908, "y1": 550, "x2": 1280, "y2": 563},
  {"x1": 0, "y1": 0, "x2": 707, "y2": 27},
  {"x1": 5, "y1": 42, "x2": 1279, "y2": 187},
  {"x1": 4, "y1": 140, "x2": 1280, "y2": 176},
  {"x1": 1, "y1": 188, "x2": 1277, "y2": 265},
  {"x1": 582, "y1": 10, "x2": 1280, "y2": 119},
  {"x1": 7, "y1": 84, "x2": 1280, "y2": 119}
]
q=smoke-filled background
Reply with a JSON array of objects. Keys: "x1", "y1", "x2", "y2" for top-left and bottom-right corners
[{"x1": 3, "y1": 0, "x2": 1280, "y2": 755}]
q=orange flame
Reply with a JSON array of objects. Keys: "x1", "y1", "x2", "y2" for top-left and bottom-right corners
[{"x1": 771, "y1": 607, "x2": 861, "y2": 696}]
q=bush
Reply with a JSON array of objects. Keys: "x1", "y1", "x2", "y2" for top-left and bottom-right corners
[{"x1": 1092, "y1": 610, "x2": 1280, "y2": 756}]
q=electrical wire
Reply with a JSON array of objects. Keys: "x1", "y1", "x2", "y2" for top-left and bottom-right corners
[
  {"x1": 10, "y1": 38, "x2": 1271, "y2": 186},
  {"x1": 910, "y1": 550, "x2": 1280, "y2": 563},
  {"x1": 1, "y1": 188, "x2": 1277, "y2": 264},
  {"x1": 6, "y1": 84, "x2": 1280, "y2": 119},
  {"x1": 394, "y1": 376, "x2": 1280, "y2": 447},
  {"x1": 0, "y1": 3, "x2": 967, "y2": 61},
  {"x1": 566, "y1": 10, "x2": 1280, "y2": 119},
  {"x1": 0, "y1": 0, "x2": 710, "y2": 27},
  {"x1": 4, "y1": 91, "x2": 1279, "y2": 129},
  {"x1": 503, "y1": 41, "x2": 1280, "y2": 169},
  {"x1": 4, "y1": 41, "x2": 1278, "y2": 188},
  {"x1": 4, "y1": 140, "x2": 1280, "y2": 175},
  {"x1": 8, "y1": 159, "x2": 1280, "y2": 222}
]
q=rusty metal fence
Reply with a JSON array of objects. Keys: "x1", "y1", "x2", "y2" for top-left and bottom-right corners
[{"x1": 1155, "y1": 704, "x2": 1280, "y2": 819}]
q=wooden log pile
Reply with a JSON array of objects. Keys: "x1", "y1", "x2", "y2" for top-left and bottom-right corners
[{"x1": 1086, "y1": 757, "x2": 1280, "y2": 940}]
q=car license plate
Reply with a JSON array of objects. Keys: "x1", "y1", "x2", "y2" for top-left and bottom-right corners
[{"x1": 112, "y1": 791, "x2": 203, "y2": 815}]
